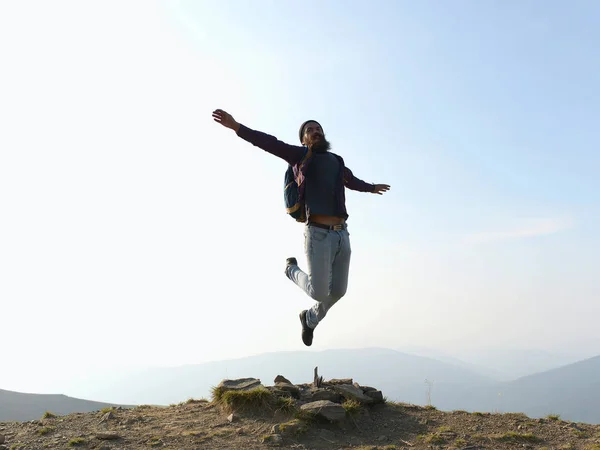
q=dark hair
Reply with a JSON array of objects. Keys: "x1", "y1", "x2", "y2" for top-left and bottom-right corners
[{"x1": 298, "y1": 120, "x2": 322, "y2": 143}]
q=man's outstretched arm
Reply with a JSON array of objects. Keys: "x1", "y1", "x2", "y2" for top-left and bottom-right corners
[
  {"x1": 344, "y1": 166, "x2": 390, "y2": 195},
  {"x1": 212, "y1": 109, "x2": 305, "y2": 165}
]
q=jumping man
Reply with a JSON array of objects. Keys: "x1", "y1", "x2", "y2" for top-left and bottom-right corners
[{"x1": 212, "y1": 109, "x2": 390, "y2": 346}]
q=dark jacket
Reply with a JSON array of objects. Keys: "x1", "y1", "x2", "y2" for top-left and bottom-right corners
[{"x1": 236, "y1": 124, "x2": 374, "y2": 221}]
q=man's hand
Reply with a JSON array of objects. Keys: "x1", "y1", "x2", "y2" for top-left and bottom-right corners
[
  {"x1": 372, "y1": 184, "x2": 390, "y2": 195},
  {"x1": 212, "y1": 109, "x2": 240, "y2": 132}
]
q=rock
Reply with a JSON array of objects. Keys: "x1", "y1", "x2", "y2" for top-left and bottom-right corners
[
  {"x1": 313, "y1": 366, "x2": 324, "y2": 387},
  {"x1": 99, "y1": 411, "x2": 114, "y2": 423},
  {"x1": 95, "y1": 433, "x2": 120, "y2": 440},
  {"x1": 300, "y1": 388, "x2": 342, "y2": 403},
  {"x1": 326, "y1": 378, "x2": 353, "y2": 385},
  {"x1": 275, "y1": 382, "x2": 300, "y2": 396},
  {"x1": 269, "y1": 388, "x2": 293, "y2": 398},
  {"x1": 274, "y1": 375, "x2": 292, "y2": 384},
  {"x1": 377, "y1": 435, "x2": 388, "y2": 441},
  {"x1": 279, "y1": 419, "x2": 307, "y2": 436},
  {"x1": 217, "y1": 378, "x2": 263, "y2": 392},
  {"x1": 319, "y1": 429, "x2": 336, "y2": 441},
  {"x1": 365, "y1": 390, "x2": 384, "y2": 403},
  {"x1": 300, "y1": 400, "x2": 346, "y2": 422},
  {"x1": 313, "y1": 390, "x2": 342, "y2": 402},
  {"x1": 0, "y1": 435, "x2": 4, "y2": 444},
  {"x1": 227, "y1": 413, "x2": 235, "y2": 423},
  {"x1": 333, "y1": 384, "x2": 374, "y2": 404},
  {"x1": 359, "y1": 385, "x2": 378, "y2": 393},
  {"x1": 440, "y1": 430, "x2": 457, "y2": 438},
  {"x1": 262, "y1": 433, "x2": 283, "y2": 445}
]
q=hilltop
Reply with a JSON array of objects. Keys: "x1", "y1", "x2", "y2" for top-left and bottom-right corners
[{"x1": 2, "y1": 373, "x2": 600, "y2": 450}]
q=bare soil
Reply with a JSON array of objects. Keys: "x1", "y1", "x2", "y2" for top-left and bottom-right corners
[{"x1": 1, "y1": 399, "x2": 600, "y2": 450}]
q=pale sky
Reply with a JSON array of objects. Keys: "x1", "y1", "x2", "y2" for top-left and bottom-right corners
[{"x1": 1, "y1": 0, "x2": 599, "y2": 396}]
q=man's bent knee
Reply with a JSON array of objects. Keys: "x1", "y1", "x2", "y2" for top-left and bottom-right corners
[
  {"x1": 308, "y1": 286, "x2": 330, "y2": 303},
  {"x1": 329, "y1": 289, "x2": 347, "y2": 303}
]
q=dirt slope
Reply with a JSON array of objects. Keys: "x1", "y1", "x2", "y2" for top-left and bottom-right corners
[{"x1": 2, "y1": 400, "x2": 600, "y2": 449}]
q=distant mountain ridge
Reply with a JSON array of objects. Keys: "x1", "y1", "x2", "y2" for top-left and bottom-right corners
[
  {"x1": 395, "y1": 345, "x2": 582, "y2": 381},
  {"x1": 0, "y1": 388, "x2": 133, "y2": 422},
  {"x1": 58, "y1": 347, "x2": 497, "y2": 407},
  {"x1": 431, "y1": 354, "x2": 600, "y2": 423}
]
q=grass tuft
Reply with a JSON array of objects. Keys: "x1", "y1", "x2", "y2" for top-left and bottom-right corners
[
  {"x1": 42, "y1": 411, "x2": 57, "y2": 419},
  {"x1": 454, "y1": 438, "x2": 468, "y2": 448},
  {"x1": 67, "y1": 437, "x2": 86, "y2": 447},
  {"x1": 186, "y1": 397, "x2": 208, "y2": 404},
  {"x1": 342, "y1": 399, "x2": 362, "y2": 416},
  {"x1": 147, "y1": 436, "x2": 163, "y2": 447},
  {"x1": 417, "y1": 433, "x2": 446, "y2": 445},
  {"x1": 294, "y1": 408, "x2": 322, "y2": 424},
  {"x1": 572, "y1": 429, "x2": 588, "y2": 438},
  {"x1": 490, "y1": 432, "x2": 542, "y2": 443},
  {"x1": 279, "y1": 419, "x2": 308, "y2": 436},
  {"x1": 275, "y1": 396, "x2": 296, "y2": 413},
  {"x1": 211, "y1": 386, "x2": 273, "y2": 413}
]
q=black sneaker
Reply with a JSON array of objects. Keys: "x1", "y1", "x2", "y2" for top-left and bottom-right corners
[
  {"x1": 285, "y1": 257, "x2": 297, "y2": 277},
  {"x1": 299, "y1": 310, "x2": 314, "y2": 346}
]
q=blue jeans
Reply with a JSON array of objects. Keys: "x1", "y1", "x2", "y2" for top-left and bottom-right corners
[{"x1": 286, "y1": 223, "x2": 352, "y2": 329}]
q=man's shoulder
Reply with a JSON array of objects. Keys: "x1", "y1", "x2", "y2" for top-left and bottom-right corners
[{"x1": 328, "y1": 152, "x2": 345, "y2": 163}]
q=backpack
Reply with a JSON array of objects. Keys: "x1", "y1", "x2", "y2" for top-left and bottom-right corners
[{"x1": 284, "y1": 147, "x2": 310, "y2": 221}]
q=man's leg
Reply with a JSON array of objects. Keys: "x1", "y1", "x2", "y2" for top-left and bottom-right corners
[
  {"x1": 286, "y1": 225, "x2": 339, "y2": 345},
  {"x1": 286, "y1": 225, "x2": 334, "y2": 304},
  {"x1": 329, "y1": 228, "x2": 352, "y2": 305},
  {"x1": 306, "y1": 228, "x2": 351, "y2": 328}
]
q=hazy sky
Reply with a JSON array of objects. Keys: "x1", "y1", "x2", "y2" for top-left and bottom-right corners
[{"x1": 1, "y1": 0, "x2": 599, "y2": 395}]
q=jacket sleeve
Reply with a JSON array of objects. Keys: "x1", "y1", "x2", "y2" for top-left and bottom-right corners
[
  {"x1": 343, "y1": 166, "x2": 375, "y2": 192},
  {"x1": 236, "y1": 124, "x2": 305, "y2": 166}
]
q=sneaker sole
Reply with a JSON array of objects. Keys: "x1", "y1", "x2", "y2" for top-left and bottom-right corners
[{"x1": 299, "y1": 311, "x2": 313, "y2": 346}]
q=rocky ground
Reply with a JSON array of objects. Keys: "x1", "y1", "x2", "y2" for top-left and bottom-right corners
[{"x1": 1, "y1": 374, "x2": 600, "y2": 450}]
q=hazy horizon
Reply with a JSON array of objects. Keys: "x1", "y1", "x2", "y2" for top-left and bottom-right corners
[{"x1": 1, "y1": 0, "x2": 599, "y2": 400}]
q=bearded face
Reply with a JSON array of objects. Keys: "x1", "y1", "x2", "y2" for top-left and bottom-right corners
[{"x1": 302, "y1": 121, "x2": 331, "y2": 153}]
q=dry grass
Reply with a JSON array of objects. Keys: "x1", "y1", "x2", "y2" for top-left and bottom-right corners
[
  {"x1": 67, "y1": 437, "x2": 86, "y2": 447},
  {"x1": 210, "y1": 386, "x2": 274, "y2": 413},
  {"x1": 37, "y1": 426, "x2": 55, "y2": 435},
  {"x1": 342, "y1": 399, "x2": 362, "y2": 416}
]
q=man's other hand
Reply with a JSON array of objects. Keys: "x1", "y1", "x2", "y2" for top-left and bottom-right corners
[
  {"x1": 212, "y1": 109, "x2": 240, "y2": 132},
  {"x1": 373, "y1": 184, "x2": 390, "y2": 195}
]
